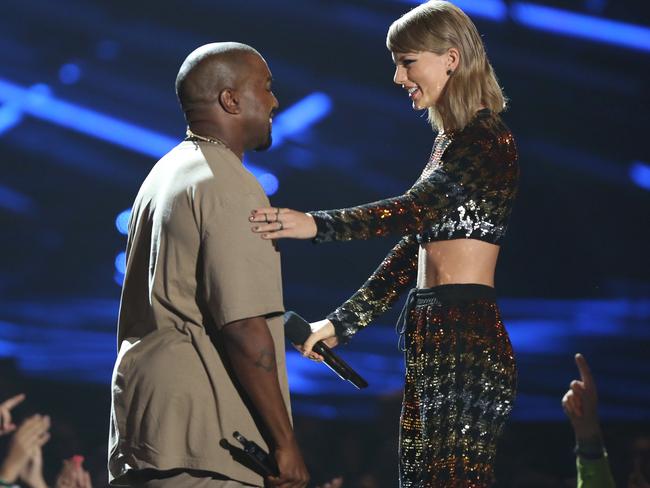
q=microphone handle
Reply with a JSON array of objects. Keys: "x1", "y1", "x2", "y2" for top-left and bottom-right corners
[{"x1": 313, "y1": 342, "x2": 368, "y2": 389}]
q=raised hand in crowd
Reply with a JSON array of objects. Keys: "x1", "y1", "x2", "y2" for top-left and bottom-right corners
[
  {"x1": 316, "y1": 476, "x2": 344, "y2": 488},
  {"x1": 18, "y1": 445, "x2": 47, "y2": 488},
  {"x1": 0, "y1": 414, "x2": 50, "y2": 486},
  {"x1": 562, "y1": 353, "x2": 601, "y2": 445},
  {"x1": 54, "y1": 455, "x2": 93, "y2": 488},
  {"x1": 562, "y1": 353, "x2": 616, "y2": 488},
  {"x1": 0, "y1": 394, "x2": 26, "y2": 436}
]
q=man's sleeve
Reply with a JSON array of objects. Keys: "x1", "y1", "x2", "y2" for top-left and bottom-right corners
[{"x1": 200, "y1": 192, "x2": 284, "y2": 329}]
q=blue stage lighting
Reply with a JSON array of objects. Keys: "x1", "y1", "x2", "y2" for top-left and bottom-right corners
[
  {"x1": 511, "y1": 2, "x2": 650, "y2": 52},
  {"x1": 0, "y1": 184, "x2": 36, "y2": 216},
  {"x1": 398, "y1": 0, "x2": 507, "y2": 21},
  {"x1": 271, "y1": 92, "x2": 332, "y2": 148},
  {"x1": 256, "y1": 173, "x2": 280, "y2": 196},
  {"x1": 114, "y1": 251, "x2": 126, "y2": 275},
  {"x1": 0, "y1": 77, "x2": 278, "y2": 193},
  {"x1": 96, "y1": 40, "x2": 120, "y2": 60},
  {"x1": 0, "y1": 103, "x2": 23, "y2": 135},
  {"x1": 630, "y1": 161, "x2": 650, "y2": 190},
  {"x1": 115, "y1": 208, "x2": 131, "y2": 235},
  {"x1": 114, "y1": 270, "x2": 124, "y2": 287},
  {"x1": 58, "y1": 63, "x2": 82, "y2": 85}
]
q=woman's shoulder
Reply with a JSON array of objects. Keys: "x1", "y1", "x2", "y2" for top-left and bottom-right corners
[{"x1": 447, "y1": 111, "x2": 516, "y2": 158}]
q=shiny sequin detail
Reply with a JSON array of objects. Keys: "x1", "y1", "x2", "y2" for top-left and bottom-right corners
[
  {"x1": 417, "y1": 132, "x2": 452, "y2": 181},
  {"x1": 321, "y1": 110, "x2": 518, "y2": 341},
  {"x1": 400, "y1": 286, "x2": 516, "y2": 487},
  {"x1": 331, "y1": 235, "x2": 419, "y2": 343},
  {"x1": 310, "y1": 109, "x2": 518, "y2": 246}
]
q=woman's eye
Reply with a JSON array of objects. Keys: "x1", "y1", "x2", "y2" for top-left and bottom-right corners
[{"x1": 403, "y1": 59, "x2": 415, "y2": 66}]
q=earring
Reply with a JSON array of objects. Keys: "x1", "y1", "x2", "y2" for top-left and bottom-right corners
[{"x1": 446, "y1": 69, "x2": 453, "y2": 76}]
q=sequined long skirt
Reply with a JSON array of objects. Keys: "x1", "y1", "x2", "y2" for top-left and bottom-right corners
[{"x1": 399, "y1": 284, "x2": 516, "y2": 488}]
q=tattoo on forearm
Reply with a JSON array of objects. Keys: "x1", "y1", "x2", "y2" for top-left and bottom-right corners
[{"x1": 254, "y1": 348, "x2": 276, "y2": 372}]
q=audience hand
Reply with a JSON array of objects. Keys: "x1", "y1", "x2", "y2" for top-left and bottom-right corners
[
  {"x1": 316, "y1": 476, "x2": 344, "y2": 488},
  {"x1": 0, "y1": 393, "x2": 26, "y2": 436},
  {"x1": 18, "y1": 445, "x2": 47, "y2": 488},
  {"x1": 54, "y1": 456, "x2": 93, "y2": 488},
  {"x1": 0, "y1": 414, "x2": 50, "y2": 484},
  {"x1": 562, "y1": 353, "x2": 600, "y2": 442}
]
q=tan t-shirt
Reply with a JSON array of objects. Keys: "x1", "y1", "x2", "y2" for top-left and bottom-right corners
[{"x1": 108, "y1": 141, "x2": 289, "y2": 487}]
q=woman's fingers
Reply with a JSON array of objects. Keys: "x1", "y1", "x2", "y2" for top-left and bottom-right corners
[
  {"x1": 249, "y1": 207, "x2": 287, "y2": 223},
  {"x1": 292, "y1": 343, "x2": 324, "y2": 362}
]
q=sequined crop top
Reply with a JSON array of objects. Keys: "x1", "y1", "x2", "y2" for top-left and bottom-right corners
[{"x1": 308, "y1": 109, "x2": 519, "y2": 342}]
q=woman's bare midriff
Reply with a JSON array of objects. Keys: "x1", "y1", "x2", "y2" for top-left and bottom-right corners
[{"x1": 417, "y1": 238, "x2": 500, "y2": 289}]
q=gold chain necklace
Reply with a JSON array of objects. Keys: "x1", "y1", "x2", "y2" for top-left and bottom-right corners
[{"x1": 185, "y1": 128, "x2": 230, "y2": 150}]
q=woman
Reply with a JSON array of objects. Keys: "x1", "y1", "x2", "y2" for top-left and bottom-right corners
[{"x1": 250, "y1": 1, "x2": 518, "y2": 486}]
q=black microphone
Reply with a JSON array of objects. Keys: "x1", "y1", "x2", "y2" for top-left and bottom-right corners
[
  {"x1": 232, "y1": 431, "x2": 277, "y2": 477},
  {"x1": 284, "y1": 311, "x2": 368, "y2": 389}
]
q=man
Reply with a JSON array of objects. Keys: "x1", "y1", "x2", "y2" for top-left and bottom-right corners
[{"x1": 108, "y1": 42, "x2": 309, "y2": 488}]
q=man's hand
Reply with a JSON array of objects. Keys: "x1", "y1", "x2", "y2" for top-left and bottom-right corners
[
  {"x1": 562, "y1": 353, "x2": 600, "y2": 441},
  {"x1": 267, "y1": 439, "x2": 310, "y2": 488},
  {"x1": 0, "y1": 414, "x2": 50, "y2": 484},
  {"x1": 0, "y1": 393, "x2": 26, "y2": 436}
]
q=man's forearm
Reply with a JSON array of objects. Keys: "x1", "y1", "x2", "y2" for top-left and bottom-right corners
[{"x1": 222, "y1": 316, "x2": 295, "y2": 448}]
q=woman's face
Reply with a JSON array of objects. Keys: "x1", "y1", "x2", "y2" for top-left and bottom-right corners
[{"x1": 392, "y1": 50, "x2": 456, "y2": 110}]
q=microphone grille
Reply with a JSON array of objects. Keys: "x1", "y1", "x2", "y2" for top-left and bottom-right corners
[{"x1": 284, "y1": 311, "x2": 311, "y2": 345}]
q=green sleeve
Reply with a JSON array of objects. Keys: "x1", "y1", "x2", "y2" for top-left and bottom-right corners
[{"x1": 576, "y1": 455, "x2": 616, "y2": 488}]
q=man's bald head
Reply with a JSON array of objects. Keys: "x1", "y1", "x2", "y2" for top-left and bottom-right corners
[{"x1": 175, "y1": 42, "x2": 262, "y2": 112}]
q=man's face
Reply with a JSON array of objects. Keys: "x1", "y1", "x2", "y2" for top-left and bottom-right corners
[{"x1": 239, "y1": 55, "x2": 279, "y2": 152}]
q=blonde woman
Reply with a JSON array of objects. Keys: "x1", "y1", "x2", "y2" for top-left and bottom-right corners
[{"x1": 251, "y1": 1, "x2": 518, "y2": 485}]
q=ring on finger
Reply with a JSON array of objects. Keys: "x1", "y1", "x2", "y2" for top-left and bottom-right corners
[{"x1": 277, "y1": 220, "x2": 283, "y2": 231}]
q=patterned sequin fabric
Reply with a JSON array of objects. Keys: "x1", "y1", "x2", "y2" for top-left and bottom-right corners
[
  {"x1": 312, "y1": 109, "x2": 518, "y2": 341},
  {"x1": 309, "y1": 109, "x2": 518, "y2": 246},
  {"x1": 400, "y1": 285, "x2": 516, "y2": 487}
]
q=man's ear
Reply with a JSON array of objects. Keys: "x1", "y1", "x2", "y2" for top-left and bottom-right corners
[{"x1": 218, "y1": 88, "x2": 241, "y2": 115}]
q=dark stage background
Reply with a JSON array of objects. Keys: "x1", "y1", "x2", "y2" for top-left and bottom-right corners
[{"x1": 1, "y1": 0, "x2": 649, "y2": 486}]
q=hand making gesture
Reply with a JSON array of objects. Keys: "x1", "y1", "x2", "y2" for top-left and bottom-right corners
[
  {"x1": 0, "y1": 393, "x2": 26, "y2": 436},
  {"x1": 562, "y1": 353, "x2": 600, "y2": 442}
]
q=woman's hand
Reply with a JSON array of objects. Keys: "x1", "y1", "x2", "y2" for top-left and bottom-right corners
[
  {"x1": 293, "y1": 320, "x2": 339, "y2": 362},
  {"x1": 249, "y1": 207, "x2": 317, "y2": 240}
]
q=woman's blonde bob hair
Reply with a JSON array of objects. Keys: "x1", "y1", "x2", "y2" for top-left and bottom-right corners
[{"x1": 386, "y1": 0, "x2": 506, "y2": 132}]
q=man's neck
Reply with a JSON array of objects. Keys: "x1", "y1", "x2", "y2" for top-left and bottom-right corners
[{"x1": 187, "y1": 122, "x2": 244, "y2": 161}]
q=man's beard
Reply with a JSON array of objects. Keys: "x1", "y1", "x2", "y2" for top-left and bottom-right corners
[{"x1": 254, "y1": 126, "x2": 273, "y2": 152}]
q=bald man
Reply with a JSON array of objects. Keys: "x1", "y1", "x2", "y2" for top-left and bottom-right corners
[{"x1": 108, "y1": 43, "x2": 309, "y2": 488}]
